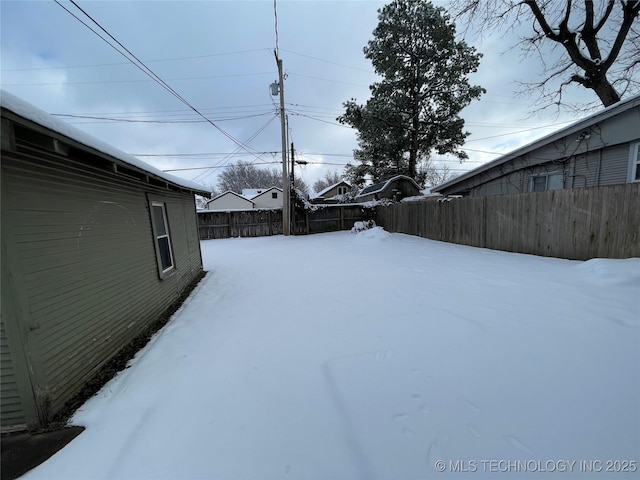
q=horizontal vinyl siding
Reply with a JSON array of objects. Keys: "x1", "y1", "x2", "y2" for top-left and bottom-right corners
[
  {"x1": 599, "y1": 143, "x2": 631, "y2": 185},
  {"x1": 0, "y1": 321, "x2": 26, "y2": 427},
  {"x1": 2, "y1": 147, "x2": 202, "y2": 419},
  {"x1": 571, "y1": 152, "x2": 598, "y2": 188}
]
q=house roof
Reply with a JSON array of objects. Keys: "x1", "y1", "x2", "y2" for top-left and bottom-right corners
[
  {"x1": 242, "y1": 188, "x2": 265, "y2": 199},
  {"x1": 433, "y1": 93, "x2": 640, "y2": 194},
  {"x1": 315, "y1": 180, "x2": 352, "y2": 198},
  {"x1": 206, "y1": 190, "x2": 254, "y2": 205},
  {"x1": 1, "y1": 90, "x2": 209, "y2": 195},
  {"x1": 250, "y1": 186, "x2": 282, "y2": 200},
  {"x1": 355, "y1": 175, "x2": 421, "y2": 198}
]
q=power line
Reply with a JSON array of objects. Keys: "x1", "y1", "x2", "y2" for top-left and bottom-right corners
[
  {"x1": 193, "y1": 115, "x2": 278, "y2": 183},
  {"x1": 164, "y1": 161, "x2": 281, "y2": 172},
  {"x1": 288, "y1": 72, "x2": 369, "y2": 87},
  {"x1": 134, "y1": 151, "x2": 280, "y2": 157},
  {"x1": 4, "y1": 71, "x2": 275, "y2": 87},
  {"x1": 54, "y1": 0, "x2": 264, "y2": 160},
  {"x1": 52, "y1": 104, "x2": 277, "y2": 117},
  {"x1": 0, "y1": 48, "x2": 271, "y2": 72},
  {"x1": 55, "y1": 111, "x2": 275, "y2": 124},
  {"x1": 289, "y1": 112, "x2": 352, "y2": 128},
  {"x1": 279, "y1": 48, "x2": 375, "y2": 73}
]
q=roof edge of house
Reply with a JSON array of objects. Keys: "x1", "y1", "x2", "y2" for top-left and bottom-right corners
[
  {"x1": 315, "y1": 180, "x2": 352, "y2": 197},
  {"x1": 1, "y1": 90, "x2": 210, "y2": 196},
  {"x1": 355, "y1": 175, "x2": 421, "y2": 198},
  {"x1": 207, "y1": 190, "x2": 255, "y2": 204},
  {"x1": 433, "y1": 93, "x2": 640, "y2": 193}
]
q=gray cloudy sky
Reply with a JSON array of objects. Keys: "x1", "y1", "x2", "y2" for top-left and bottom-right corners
[{"x1": 1, "y1": 0, "x2": 600, "y2": 191}]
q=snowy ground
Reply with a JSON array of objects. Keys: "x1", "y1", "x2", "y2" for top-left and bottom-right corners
[{"x1": 24, "y1": 230, "x2": 639, "y2": 479}]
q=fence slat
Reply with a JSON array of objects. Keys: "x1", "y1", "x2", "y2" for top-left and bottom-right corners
[
  {"x1": 376, "y1": 184, "x2": 640, "y2": 260},
  {"x1": 198, "y1": 205, "x2": 376, "y2": 240}
]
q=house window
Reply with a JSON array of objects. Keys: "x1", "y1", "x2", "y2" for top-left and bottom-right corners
[
  {"x1": 629, "y1": 142, "x2": 640, "y2": 182},
  {"x1": 531, "y1": 176, "x2": 547, "y2": 192},
  {"x1": 151, "y1": 201, "x2": 174, "y2": 274},
  {"x1": 272, "y1": 192, "x2": 278, "y2": 199},
  {"x1": 337, "y1": 186, "x2": 348, "y2": 195},
  {"x1": 529, "y1": 172, "x2": 563, "y2": 192}
]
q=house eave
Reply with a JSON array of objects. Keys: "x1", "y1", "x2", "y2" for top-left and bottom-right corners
[
  {"x1": 433, "y1": 93, "x2": 640, "y2": 194},
  {"x1": 1, "y1": 91, "x2": 210, "y2": 197}
]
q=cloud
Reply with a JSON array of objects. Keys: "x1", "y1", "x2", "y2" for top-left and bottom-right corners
[{"x1": 1, "y1": 0, "x2": 598, "y2": 190}]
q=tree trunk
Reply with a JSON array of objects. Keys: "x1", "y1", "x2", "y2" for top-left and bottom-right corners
[
  {"x1": 409, "y1": 64, "x2": 420, "y2": 179},
  {"x1": 591, "y1": 75, "x2": 621, "y2": 107}
]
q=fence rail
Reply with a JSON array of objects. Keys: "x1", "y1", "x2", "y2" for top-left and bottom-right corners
[
  {"x1": 198, "y1": 205, "x2": 375, "y2": 240},
  {"x1": 376, "y1": 183, "x2": 640, "y2": 260}
]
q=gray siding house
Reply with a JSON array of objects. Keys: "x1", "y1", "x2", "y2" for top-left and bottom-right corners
[
  {"x1": 311, "y1": 181, "x2": 353, "y2": 204},
  {"x1": 433, "y1": 93, "x2": 640, "y2": 197},
  {"x1": 355, "y1": 175, "x2": 422, "y2": 202},
  {"x1": 1, "y1": 91, "x2": 208, "y2": 431}
]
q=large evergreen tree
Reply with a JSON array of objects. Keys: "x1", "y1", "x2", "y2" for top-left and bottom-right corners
[{"x1": 339, "y1": 0, "x2": 484, "y2": 185}]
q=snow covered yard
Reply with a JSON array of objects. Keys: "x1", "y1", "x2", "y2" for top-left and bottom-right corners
[{"x1": 24, "y1": 230, "x2": 639, "y2": 479}]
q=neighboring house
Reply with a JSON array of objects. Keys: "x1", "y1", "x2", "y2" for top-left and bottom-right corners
[
  {"x1": 311, "y1": 180, "x2": 352, "y2": 204},
  {"x1": 206, "y1": 191, "x2": 255, "y2": 211},
  {"x1": 355, "y1": 175, "x2": 422, "y2": 202},
  {"x1": 1, "y1": 91, "x2": 208, "y2": 431},
  {"x1": 242, "y1": 188, "x2": 266, "y2": 199},
  {"x1": 249, "y1": 186, "x2": 283, "y2": 209},
  {"x1": 433, "y1": 93, "x2": 640, "y2": 197}
]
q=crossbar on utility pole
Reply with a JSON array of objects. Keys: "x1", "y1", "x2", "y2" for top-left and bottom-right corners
[{"x1": 275, "y1": 51, "x2": 290, "y2": 236}]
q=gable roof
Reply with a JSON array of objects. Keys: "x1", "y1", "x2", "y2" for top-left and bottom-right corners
[
  {"x1": 356, "y1": 175, "x2": 421, "y2": 198},
  {"x1": 315, "y1": 180, "x2": 352, "y2": 198},
  {"x1": 1, "y1": 90, "x2": 209, "y2": 195},
  {"x1": 242, "y1": 188, "x2": 265, "y2": 199},
  {"x1": 250, "y1": 186, "x2": 282, "y2": 200},
  {"x1": 433, "y1": 93, "x2": 640, "y2": 193},
  {"x1": 206, "y1": 190, "x2": 254, "y2": 206}
]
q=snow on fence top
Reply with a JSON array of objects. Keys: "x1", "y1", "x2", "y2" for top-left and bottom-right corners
[{"x1": 0, "y1": 90, "x2": 208, "y2": 194}]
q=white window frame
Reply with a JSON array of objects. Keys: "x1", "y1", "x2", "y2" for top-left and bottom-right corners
[
  {"x1": 628, "y1": 141, "x2": 640, "y2": 183},
  {"x1": 150, "y1": 200, "x2": 175, "y2": 277},
  {"x1": 529, "y1": 171, "x2": 563, "y2": 192},
  {"x1": 529, "y1": 174, "x2": 548, "y2": 192}
]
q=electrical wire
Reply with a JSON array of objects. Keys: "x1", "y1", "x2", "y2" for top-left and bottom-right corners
[
  {"x1": 279, "y1": 48, "x2": 375, "y2": 73},
  {"x1": 54, "y1": 0, "x2": 265, "y2": 160},
  {"x1": 193, "y1": 114, "x2": 278, "y2": 183},
  {"x1": 55, "y1": 111, "x2": 275, "y2": 124},
  {"x1": 287, "y1": 72, "x2": 369, "y2": 87},
  {"x1": 3, "y1": 71, "x2": 277, "y2": 87},
  {"x1": 0, "y1": 48, "x2": 271, "y2": 71},
  {"x1": 164, "y1": 161, "x2": 281, "y2": 172},
  {"x1": 289, "y1": 111, "x2": 352, "y2": 128}
]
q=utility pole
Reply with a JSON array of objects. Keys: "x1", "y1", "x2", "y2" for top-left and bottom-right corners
[
  {"x1": 290, "y1": 142, "x2": 295, "y2": 234},
  {"x1": 290, "y1": 142, "x2": 295, "y2": 186},
  {"x1": 274, "y1": 51, "x2": 290, "y2": 236}
]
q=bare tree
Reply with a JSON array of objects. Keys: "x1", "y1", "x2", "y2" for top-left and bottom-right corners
[
  {"x1": 452, "y1": 1, "x2": 640, "y2": 111},
  {"x1": 312, "y1": 170, "x2": 344, "y2": 193},
  {"x1": 420, "y1": 161, "x2": 452, "y2": 187},
  {"x1": 217, "y1": 161, "x2": 309, "y2": 195}
]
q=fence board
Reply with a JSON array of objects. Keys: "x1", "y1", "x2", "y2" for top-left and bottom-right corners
[
  {"x1": 377, "y1": 183, "x2": 640, "y2": 260},
  {"x1": 198, "y1": 205, "x2": 375, "y2": 240}
]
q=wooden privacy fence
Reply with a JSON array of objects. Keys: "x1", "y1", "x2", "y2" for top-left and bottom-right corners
[
  {"x1": 198, "y1": 205, "x2": 375, "y2": 240},
  {"x1": 376, "y1": 183, "x2": 640, "y2": 260},
  {"x1": 198, "y1": 209, "x2": 283, "y2": 239}
]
